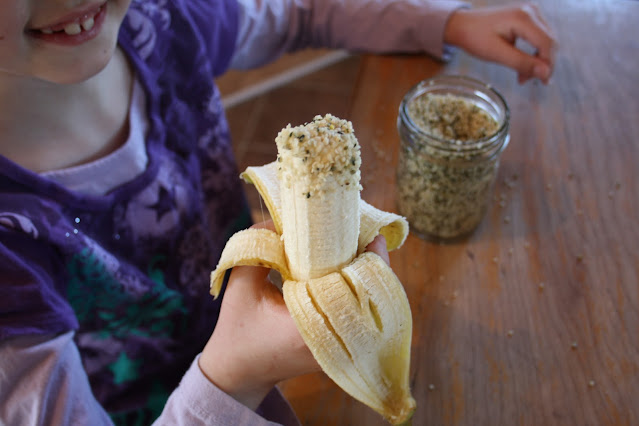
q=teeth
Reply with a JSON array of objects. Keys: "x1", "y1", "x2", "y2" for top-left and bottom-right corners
[
  {"x1": 37, "y1": 8, "x2": 99, "y2": 36},
  {"x1": 63, "y1": 22, "x2": 82, "y2": 35},
  {"x1": 81, "y1": 17, "x2": 94, "y2": 31}
]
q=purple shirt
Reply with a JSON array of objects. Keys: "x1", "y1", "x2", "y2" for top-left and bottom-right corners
[{"x1": 1, "y1": 0, "x2": 249, "y2": 421}]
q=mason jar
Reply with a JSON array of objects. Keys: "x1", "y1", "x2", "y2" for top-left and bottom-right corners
[{"x1": 396, "y1": 75, "x2": 510, "y2": 242}]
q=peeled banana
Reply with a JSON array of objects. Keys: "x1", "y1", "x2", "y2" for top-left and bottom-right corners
[{"x1": 210, "y1": 114, "x2": 415, "y2": 424}]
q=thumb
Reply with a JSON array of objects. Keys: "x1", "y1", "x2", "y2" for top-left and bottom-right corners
[
  {"x1": 518, "y1": 60, "x2": 551, "y2": 84},
  {"x1": 365, "y1": 234, "x2": 390, "y2": 267},
  {"x1": 532, "y1": 62, "x2": 551, "y2": 81},
  {"x1": 492, "y1": 37, "x2": 551, "y2": 83}
]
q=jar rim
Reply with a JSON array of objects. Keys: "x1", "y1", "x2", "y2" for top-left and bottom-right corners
[{"x1": 399, "y1": 75, "x2": 510, "y2": 153}]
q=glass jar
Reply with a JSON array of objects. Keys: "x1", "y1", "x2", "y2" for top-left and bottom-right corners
[{"x1": 396, "y1": 75, "x2": 510, "y2": 242}]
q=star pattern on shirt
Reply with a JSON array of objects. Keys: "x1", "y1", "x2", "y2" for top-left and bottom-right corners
[
  {"x1": 149, "y1": 186, "x2": 176, "y2": 222},
  {"x1": 109, "y1": 351, "x2": 143, "y2": 385}
]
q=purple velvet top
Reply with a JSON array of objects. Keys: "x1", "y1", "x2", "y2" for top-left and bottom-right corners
[{"x1": 0, "y1": 0, "x2": 250, "y2": 421}]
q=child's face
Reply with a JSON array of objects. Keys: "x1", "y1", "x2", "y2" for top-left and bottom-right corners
[{"x1": 0, "y1": 0, "x2": 132, "y2": 84}]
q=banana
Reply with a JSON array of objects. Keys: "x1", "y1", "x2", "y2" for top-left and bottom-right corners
[{"x1": 210, "y1": 114, "x2": 415, "y2": 424}]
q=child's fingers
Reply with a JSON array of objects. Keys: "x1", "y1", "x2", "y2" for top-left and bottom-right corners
[
  {"x1": 222, "y1": 220, "x2": 278, "y2": 296},
  {"x1": 365, "y1": 234, "x2": 390, "y2": 266},
  {"x1": 518, "y1": 72, "x2": 533, "y2": 85},
  {"x1": 490, "y1": 36, "x2": 551, "y2": 83},
  {"x1": 481, "y1": 4, "x2": 556, "y2": 84},
  {"x1": 511, "y1": 9, "x2": 557, "y2": 68},
  {"x1": 506, "y1": 4, "x2": 557, "y2": 80},
  {"x1": 228, "y1": 263, "x2": 272, "y2": 288}
]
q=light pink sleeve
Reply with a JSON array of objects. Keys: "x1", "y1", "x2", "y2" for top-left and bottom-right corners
[
  {"x1": 154, "y1": 355, "x2": 300, "y2": 426},
  {"x1": 0, "y1": 333, "x2": 298, "y2": 426},
  {"x1": 231, "y1": 0, "x2": 469, "y2": 69},
  {"x1": 0, "y1": 331, "x2": 114, "y2": 425}
]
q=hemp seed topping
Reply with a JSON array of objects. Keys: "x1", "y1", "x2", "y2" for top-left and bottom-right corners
[
  {"x1": 407, "y1": 93, "x2": 499, "y2": 143},
  {"x1": 397, "y1": 83, "x2": 508, "y2": 240},
  {"x1": 275, "y1": 114, "x2": 362, "y2": 197}
]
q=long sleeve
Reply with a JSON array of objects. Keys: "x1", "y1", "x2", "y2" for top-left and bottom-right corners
[
  {"x1": 230, "y1": 0, "x2": 469, "y2": 69},
  {"x1": 155, "y1": 356, "x2": 299, "y2": 426},
  {"x1": 0, "y1": 332, "x2": 299, "y2": 426},
  {"x1": 0, "y1": 332, "x2": 113, "y2": 425}
]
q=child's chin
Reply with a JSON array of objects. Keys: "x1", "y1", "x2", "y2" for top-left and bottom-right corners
[
  {"x1": 39, "y1": 65, "x2": 105, "y2": 85},
  {"x1": 69, "y1": 63, "x2": 111, "y2": 84},
  {"x1": 37, "y1": 49, "x2": 115, "y2": 85}
]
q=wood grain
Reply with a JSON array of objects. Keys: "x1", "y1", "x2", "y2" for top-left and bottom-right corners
[{"x1": 279, "y1": 0, "x2": 639, "y2": 424}]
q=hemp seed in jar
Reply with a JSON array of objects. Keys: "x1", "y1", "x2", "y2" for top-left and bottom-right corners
[{"x1": 396, "y1": 75, "x2": 510, "y2": 241}]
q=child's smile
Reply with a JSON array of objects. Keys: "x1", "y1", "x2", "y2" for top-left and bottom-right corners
[
  {"x1": 0, "y1": 0, "x2": 131, "y2": 84},
  {"x1": 28, "y1": 2, "x2": 107, "y2": 46}
]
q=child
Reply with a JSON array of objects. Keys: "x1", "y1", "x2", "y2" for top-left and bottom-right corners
[{"x1": 0, "y1": 0, "x2": 555, "y2": 424}]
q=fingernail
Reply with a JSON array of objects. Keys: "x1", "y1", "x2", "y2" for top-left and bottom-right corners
[{"x1": 533, "y1": 64, "x2": 550, "y2": 80}]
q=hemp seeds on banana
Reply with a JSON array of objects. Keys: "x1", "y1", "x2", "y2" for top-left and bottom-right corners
[{"x1": 275, "y1": 114, "x2": 362, "y2": 198}]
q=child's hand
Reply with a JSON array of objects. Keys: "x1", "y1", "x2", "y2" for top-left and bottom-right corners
[
  {"x1": 199, "y1": 221, "x2": 317, "y2": 410},
  {"x1": 444, "y1": 3, "x2": 557, "y2": 84},
  {"x1": 199, "y1": 221, "x2": 390, "y2": 410}
]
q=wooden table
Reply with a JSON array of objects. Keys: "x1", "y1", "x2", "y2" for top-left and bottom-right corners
[{"x1": 279, "y1": 0, "x2": 639, "y2": 424}]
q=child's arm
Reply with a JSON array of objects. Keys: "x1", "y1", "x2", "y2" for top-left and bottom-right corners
[
  {"x1": 230, "y1": 0, "x2": 555, "y2": 83},
  {"x1": 230, "y1": 0, "x2": 466, "y2": 69}
]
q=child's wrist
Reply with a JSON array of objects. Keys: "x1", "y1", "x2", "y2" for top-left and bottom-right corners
[
  {"x1": 443, "y1": 8, "x2": 470, "y2": 47},
  {"x1": 198, "y1": 340, "x2": 275, "y2": 410}
]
